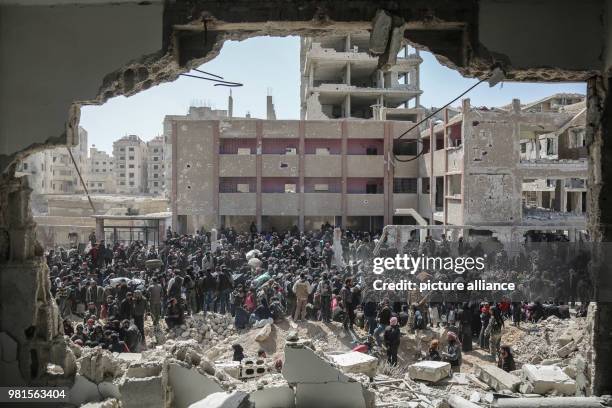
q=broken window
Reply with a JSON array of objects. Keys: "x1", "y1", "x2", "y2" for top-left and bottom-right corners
[{"x1": 422, "y1": 178, "x2": 430, "y2": 194}]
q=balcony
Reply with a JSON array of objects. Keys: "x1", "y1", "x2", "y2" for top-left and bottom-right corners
[
  {"x1": 304, "y1": 193, "x2": 342, "y2": 215},
  {"x1": 262, "y1": 155, "x2": 299, "y2": 177},
  {"x1": 347, "y1": 155, "x2": 384, "y2": 177},
  {"x1": 219, "y1": 155, "x2": 256, "y2": 177},
  {"x1": 262, "y1": 193, "x2": 299, "y2": 215},
  {"x1": 219, "y1": 193, "x2": 257, "y2": 216},
  {"x1": 304, "y1": 155, "x2": 341, "y2": 177},
  {"x1": 347, "y1": 194, "x2": 384, "y2": 216}
]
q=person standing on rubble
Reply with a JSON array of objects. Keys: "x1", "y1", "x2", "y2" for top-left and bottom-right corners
[
  {"x1": 384, "y1": 316, "x2": 401, "y2": 366},
  {"x1": 340, "y1": 278, "x2": 355, "y2": 330},
  {"x1": 317, "y1": 273, "x2": 333, "y2": 323},
  {"x1": 147, "y1": 277, "x2": 163, "y2": 326},
  {"x1": 292, "y1": 272, "x2": 311, "y2": 322},
  {"x1": 442, "y1": 332, "x2": 462, "y2": 372},
  {"x1": 485, "y1": 305, "x2": 504, "y2": 359},
  {"x1": 374, "y1": 298, "x2": 392, "y2": 346}
]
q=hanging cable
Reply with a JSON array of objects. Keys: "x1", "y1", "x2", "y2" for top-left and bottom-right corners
[
  {"x1": 180, "y1": 69, "x2": 243, "y2": 87},
  {"x1": 393, "y1": 66, "x2": 504, "y2": 163},
  {"x1": 67, "y1": 147, "x2": 97, "y2": 214}
]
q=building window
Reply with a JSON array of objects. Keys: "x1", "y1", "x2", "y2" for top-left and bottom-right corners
[
  {"x1": 153, "y1": 173, "x2": 158, "y2": 178},
  {"x1": 129, "y1": 147, "x2": 134, "y2": 152},
  {"x1": 95, "y1": 169, "x2": 99, "y2": 172},
  {"x1": 314, "y1": 183, "x2": 329, "y2": 192},
  {"x1": 285, "y1": 147, "x2": 297, "y2": 155},
  {"x1": 23, "y1": 163, "x2": 28, "y2": 170},
  {"x1": 394, "y1": 178, "x2": 417, "y2": 194},
  {"x1": 284, "y1": 184, "x2": 296, "y2": 193},
  {"x1": 119, "y1": 148, "x2": 125, "y2": 152},
  {"x1": 129, "y1": 164, "x2": 134, "y2": 168},
  {"x1": 237, "y1": 183, "x2": 250, "y2": 193},
  {"x1": 129, "y1": 156, "x2": 134, "y2": 160},
  {"x1": 422, "y1": 178, "x2": 430, "y2": 194},
  {"x1": 315, "y1": 147, "x2": 330, "y2": 155},
  {"x1": 102, "y1": 169, "x2": 106, "y2": 172},
  {"x1": 120, "y1": 173, "x2": 125, "y2": 177},
  {"x1": 237, "y1": 148, "x2": 251, "y2": 155},
  {"x1": 153, "y1": 148, "x2": 158, "y2": 153},
  {"x1": 153, "y1": 181, "x2": 159, "y2": 187},
  {"x1": 120, "y1": 156, "x2": 125, "y2": 160},
  {"x1": 120, "y1": 164, "x2": 125, "y2": 169},
  {"x1": 129, "y1": 181, "x2": 134, "y2": 186},
  {"x1": 153, "y1": 156, "x2": 159, "y2": 161},
  {"x1": 98, "y1": 183, "x2": 102, "y2": 187},
  {"x1": 129, "y1": 173, "x2": 134, "y2": 178},
  {"x1": 520, "y1": 143, "x2": 527, "y2": 154},
  {"x1": 95, "y1": 161, "x2": 99, "y2": 165},
  {"x1": 153, "y1": 165, "x2": 158, "y2": 170}
]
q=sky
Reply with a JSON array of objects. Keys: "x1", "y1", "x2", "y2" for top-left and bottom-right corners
[{"x1": 81, "y1": 36, "x2": 586, "y2": 153}]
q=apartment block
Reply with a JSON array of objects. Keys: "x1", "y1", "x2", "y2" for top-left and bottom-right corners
[
  {"x1": 169, "y1": 93, "x2": 587, "y2": 238},
  {"x1": 87, "y1": 145, "x2": 115, "y2": 193},
  {"x1": 300, "y1": 33, "x2": 423, "y2": 121},
  {"x1": 170, "y1": 118, "x2": 422, "y2": 234},
  {"x1": 16, "y1": 127, "x2": 88, "y2": 194},
  {"x1": 113, "y1": 135, "x2": 147, "y2": 194},
  {"x1": 146, "y1": 136, "x2": 165, "y2": 195},
  {"x1": 421, "y1": 95, "x2": 587, "y2": 240}
]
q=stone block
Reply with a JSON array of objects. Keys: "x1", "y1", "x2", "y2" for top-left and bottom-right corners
[
  {"x1": 282, "y1": 345, "x2": 349, "y2": 384},
  {"x1": 255, "y1": 323, "x2": 272, "y2": 342},
  {"x1": 168, "y1": 362, "x2": 223, "y2": 408},
  {"x1": 119, "y1": 375, "x2": 166, "y2": 408},
  {"x1": 250, "y1": 385, "x2": 295, "y2": 408},
  {"x1": 407, "y1": 361, "x2": 452, "y2": 383},
  {"x1": 521, "y1": 364, "x2": 576, "y2": 395},
  {"x1": 188, "y1": 391, "x2": 251, "y2": 408},
  {"x1": 215, "y1": 361, "x2": 241, "y2": 379},
  {"x1": 327, "y1": 351, "x2": 378, "y2": 378},
  {"x1": 556, "y1": 340, "x2": 576, "y2": 358},
  {"x1": 474, "y1": 364, "x2": 521, "y2": 391}
]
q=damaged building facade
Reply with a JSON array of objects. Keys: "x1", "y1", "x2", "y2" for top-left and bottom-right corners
[
  {"x1": 169, "y1": 92, "x2": 587, "y2": 239},
  {"x1": 1, "y1": 0, "x2": 612, "y2": 400},
  {"x1": 300, "y1": 33, "x2": 423, "y2": 122}
]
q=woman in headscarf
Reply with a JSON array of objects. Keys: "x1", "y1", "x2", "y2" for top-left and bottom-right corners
[{"x1": 497, "y1": 344, "x2": 516, "y2": 372}]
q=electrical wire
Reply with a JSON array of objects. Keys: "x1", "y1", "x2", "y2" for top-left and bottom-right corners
[
  {"x1": 393, "y1": 76, "x2": 490, "y2": 163},
  {"x1": 180, "y1": 69, "x2": 243, "y2": 87},
  {"x1": 67, "y1": 147, "x2": 97, "y2": 214}
]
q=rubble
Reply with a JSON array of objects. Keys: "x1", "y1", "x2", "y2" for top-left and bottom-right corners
[
  {"x1": 521, "y1": 364, "x2": 577, "y2": 396},
  {"x1": 474, "y1": 364, "x2": 521, "y2": 392},
  {"x1": 327, "y1": 351, "x2": 378, "y2": 378},
  {"x1": 187, "y1": 390, "x2": 251, "y2": 408},
  {"x1": 407, "y1": 361, "x2": 452, "y2": 383},
  {"x1": 165, "y1": 313, "x2": 237, "y2": 344}
]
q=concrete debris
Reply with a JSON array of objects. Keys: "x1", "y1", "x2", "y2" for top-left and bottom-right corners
[
  {"x1": 188, "y1": 390, "x2": 251, "y2": 408},
  {"x1": 78, "y1": 348, "x2": 124, "y2": 383},
  {"x1": 521, "y1": 364, "x2": 577, "y2": 396},
  {"x1": 448, "y1": 395, "x2": 481, "y2": 408},
  {"x1": 494, "y1": 396, "x2": 608, "y2": 408},
  {"x1": 407, "y1": 361, "x2": 452, "y2": 383},
  {"x1": 474, "y1": 364, "x2": 521, "y2": 392},
  {"x1": 168, "y1": 361, "x2": 224, "y2": 408},
  {"x1": 69, "y1": 374, "x2": 119, "y2": 406},
  {"x1": 165, "y1": 313, "x2": 236, "y2": 344},
  {"x1": 255, "y1": 323, "x2": 272, "y2": 342},
  {"x1": 368, "y1": 9, "x2": 392, "y2": 55},
  {"x1": 327, "y1": 351, "x2": 378, "y2": 378}
]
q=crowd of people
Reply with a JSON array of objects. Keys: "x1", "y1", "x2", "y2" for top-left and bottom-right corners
[{"x1": 48, "y1": 223, "x2": 589, "y2": 372}]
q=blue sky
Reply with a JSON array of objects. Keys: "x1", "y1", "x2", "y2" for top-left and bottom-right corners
[{"x1": 81, "y1": 36, "x2": 586, "y2": 153}]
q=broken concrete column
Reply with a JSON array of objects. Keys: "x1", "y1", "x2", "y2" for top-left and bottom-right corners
[
  {"x1": 521, "y1": 364, "x2": 576, "y2": 395},
  {"x1": 407, "y1": 361, "x2": 452, "y2": 383},
  {"x1": 474, "y1": 364, "x2": 521, "y2": 392},
  {"x1": 368, "y1": 10, "x2": 392, "y2": 55}
]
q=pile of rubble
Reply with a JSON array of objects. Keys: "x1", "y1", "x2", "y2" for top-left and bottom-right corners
[{"x1": 164, "y1": 312, "x2": 237, "y2": 344}]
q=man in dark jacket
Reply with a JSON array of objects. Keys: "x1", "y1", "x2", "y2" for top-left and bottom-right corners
[
  {"x1": 119, "y1": 292, "x2": 134, "y2": 321},
  {"x1": 384, "y1": 316, "x2": 401, "y2": 366}
]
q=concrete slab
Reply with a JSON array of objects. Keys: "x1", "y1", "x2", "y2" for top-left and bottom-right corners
[
  {"x1": 250, "y1": 386, "x2": 295, "y2": 408},
  {"x1": 327, "y1": 351, "x2": 378, "y2": 378},
  {"x1": 168, "y1": 362, "x2": 223, "y2": 408},
  {"x1": 188, "y1": 391, "x2": 250, "y2": 408},
  {"x1": 215, "y1": 361, "x2": 241, "y2": 379},
  {"x1": 119, "y1": 375, "x2": 166, "y2": 408},
  {"x1": 69, "y1": 374, "x2": 101, "y2": 406},
  {"x1": 407, "y1": 361, "x2": 452, "y2": 383},
  {"x1": 521, "y1": 364, "x2": 576, "y2": 395},
  {"x1": 282, "y1": 345, "x2": 349, "y2": 384},
  {"x1": 296, "y1": 382, "x2": 366, "y2": 408},
  {"x1": 474, "y1": 364, "x2": 521, "y2": 391}
]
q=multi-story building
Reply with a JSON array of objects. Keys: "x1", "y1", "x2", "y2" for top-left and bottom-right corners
[
  {"x1": 146, "y1": 136, "x2": 165, "y2": 195},
  {"x1": 169, "y1": 94, "x2": 587, "y2": 239},
  {"x1": 163, "y1": 103, "x2": 236, "y2": 198},
  {"x1": 300, "y1": 33, "x2": 423, "y2": 122},
  {"x1": 421, "y1": 96, "x2": 587, "y2": 241},
  {"x1": 86, "y1": 145, "x2": 115, "y2": 193},
  {"x1": 16, "y1": 126, "x2": 88, "y2": 194},
  {"x1": 113, "y1": 135, "x2": 147, "y2": 194}
]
